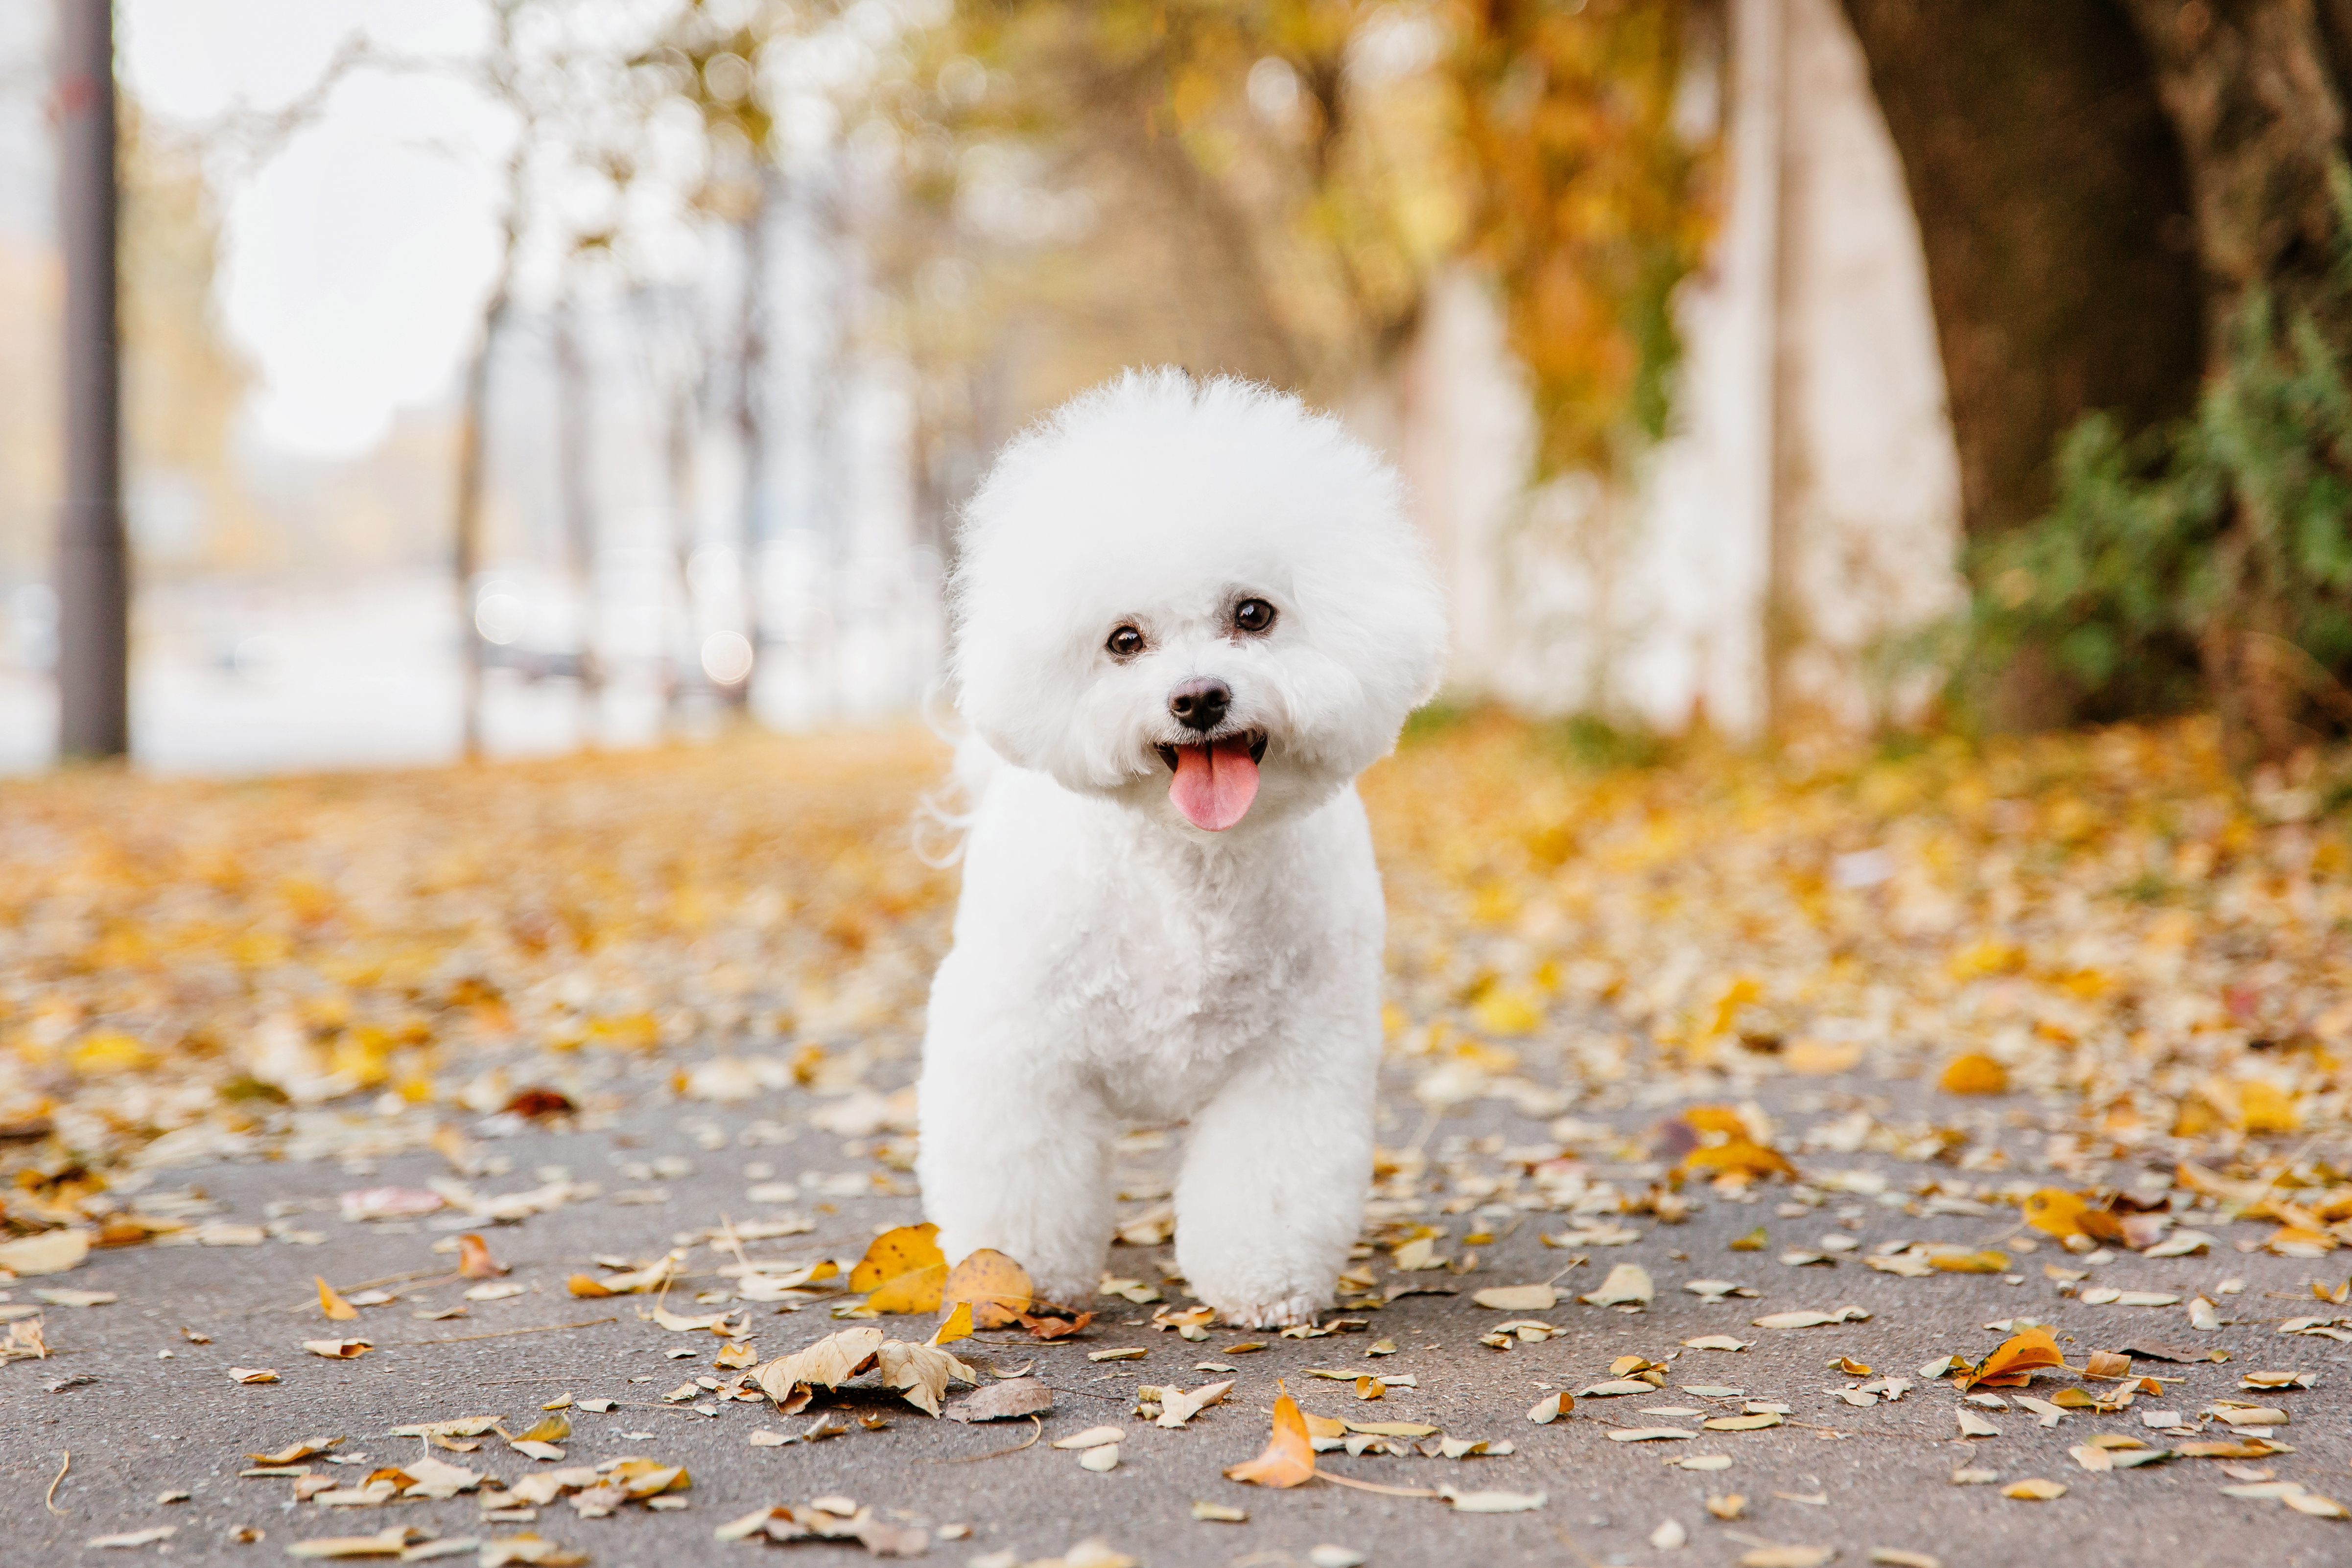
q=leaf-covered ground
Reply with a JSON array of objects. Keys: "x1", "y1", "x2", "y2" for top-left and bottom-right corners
[{"x1": 7, "y1": 717, "x2": 2352, "y2": 1566}]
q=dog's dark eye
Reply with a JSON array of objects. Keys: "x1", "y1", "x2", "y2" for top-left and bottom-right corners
[
  {"x1": 1106, "y1": 625, "x2": 1145, "y2": 659},
  {"x1": 1233, "y1": 598, "x2": 1277, "y2": 635}
]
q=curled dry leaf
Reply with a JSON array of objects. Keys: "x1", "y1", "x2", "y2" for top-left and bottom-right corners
[
  {"x1": 1526, "y1": 1392, "x2": 1573, "y2": 1424},
  {"x1": 249, "y1": 1437, "x2": 341, "y2": 1464},
  {"x1": 756, "y1": 1326, "x2": 884, "y2": 1414},
  {"x1": 566, "y1": 1254, "x2": 680, "y2": 1298},
  {"x1": 1154, "y1": 1380, "x2": 1235, "y2": 1429},
  {"x1": 1224, "y1": 1384, "x2": 1316, "y2": 1488},
  {"x1": 930, "y1": 1302, "x2": 975, "y2": 1347},
  {"x1": 1579, "y1": 1264, "x2": 1653, "y2": 1308},
  {"x1": 457, "y1": 1234, "x2": 507, "y2": 1280},
  {"x1": 509, "y1": 1413, "x2": 571, "y2": 1446},
  {"x1": 874, "y1": 1338, "x2": 979, "y2": 1417},
  {"x1": 1190, "y1": 1501, "x2": 1247, "y2": 1523},
  {"x1": 315, "y1": 1278, "x2": 358, "y2": 1322},
  {"x1": 1959, "y1": 1328, "x2": 2064, "y2": 1392},
  {"x1": 849, "y1": 1223, "x2": 947, "y2": 1315},
  {"x1": 941, "y1": 1248, "x2": 1034, "y2": 1330},
  {"x1": 1019, "y1": 1310, "x2": 1095, "y2": 1342},
  {"x1": 1053, "y1": 1427, "x2": 1126, "y2": 1450},
  {"x1": 302, "y1": 1339, "x2": 371, "y2": 1359}
]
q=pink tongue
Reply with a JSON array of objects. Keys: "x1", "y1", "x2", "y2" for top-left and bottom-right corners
[{"x1": 1169, "y1": 736, "x2": 1260, "y2": 831}]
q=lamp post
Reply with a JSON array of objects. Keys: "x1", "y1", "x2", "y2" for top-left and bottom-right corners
[{"x1": 54, "y1": 0, "x2": 128, "y2": 761}]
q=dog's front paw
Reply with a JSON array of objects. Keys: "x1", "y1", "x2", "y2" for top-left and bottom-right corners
[{"x1": 1215, "y1": 1291, "x2": 1321, "y2": 1330}]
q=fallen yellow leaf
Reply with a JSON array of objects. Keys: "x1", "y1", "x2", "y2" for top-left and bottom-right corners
[
  {"x1": 850, "y1": 1223, "x2": 948, "y2": 1315},
  {"x1": 1224, "y1": 1382, "x2": 1316, "y2": 1488}
]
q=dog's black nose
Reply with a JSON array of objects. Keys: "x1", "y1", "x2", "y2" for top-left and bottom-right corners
[{"x1": 1168, "y1": 677, "x2": 1231, "y2": 733}]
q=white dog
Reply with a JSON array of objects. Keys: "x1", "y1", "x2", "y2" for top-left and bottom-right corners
[{"x1": 914, "y1": 369, "x2": 1447, "y2": 1328}]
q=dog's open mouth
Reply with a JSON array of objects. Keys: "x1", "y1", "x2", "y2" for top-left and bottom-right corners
[{"x1": 1156, "y1": 730, "x2": 1266, "y2": 832}]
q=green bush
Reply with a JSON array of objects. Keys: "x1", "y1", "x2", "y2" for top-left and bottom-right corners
[{"x1": 1961, "y1": 172, "x2": 2352, "y2": 755}]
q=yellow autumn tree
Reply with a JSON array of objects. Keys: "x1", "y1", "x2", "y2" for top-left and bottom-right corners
[
  {"x1": 885, "y1": 0, "x2": 1713, "y2": 480},
  {"x1": 1446, "y1": 0, "x2": 1716, "y2": 476}
]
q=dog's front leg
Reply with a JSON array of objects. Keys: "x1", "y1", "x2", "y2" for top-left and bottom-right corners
[
  {"x1": 915, "y1": 1046, "x2": 1115, "y2": 1309},
  {"x1": 1172, "y1": 1050, "x2": 1372, "y2": 1329}
]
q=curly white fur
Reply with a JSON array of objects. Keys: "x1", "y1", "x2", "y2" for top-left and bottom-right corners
[{"x1": 915, "y1": 370, "x2": 1447, "y2": 1328}]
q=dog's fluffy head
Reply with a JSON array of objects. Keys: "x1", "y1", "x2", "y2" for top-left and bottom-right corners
[{"x1": 951, "y1": 369, "x2": 1447, "y2": 834}]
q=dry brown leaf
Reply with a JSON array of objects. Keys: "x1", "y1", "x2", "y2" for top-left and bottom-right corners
[
  {"x1": 1154, "y1": 1380, "x2": 1234, "y2": 1428},
  {"x1": 755, "y1": 1326, "x2": 885, "y2": 1412},
  {"x1": 874, "y1": 1338, "x2": 978, "y2": 1417},
  {"x1": 301, "y1": 1339, "x2": 371, "y2": 1359},
  {"x1": 944, "y1": 1375, "x2": 1055, "y2": 1422}
]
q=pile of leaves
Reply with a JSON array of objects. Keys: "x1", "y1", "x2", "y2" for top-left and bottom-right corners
[
  {"x1": 1366, "y1": 711, "x2": 2352, "y2": 1159},
  {"x1": 0, "y1": 730, "x2": 954, "y2": 1218},
  {"x1": 1959, "y1": 168, "x2": 2352, "y2": 754},
  {"x1": 4, "y1": 710, "x2": 2351, "y2": 1251}
]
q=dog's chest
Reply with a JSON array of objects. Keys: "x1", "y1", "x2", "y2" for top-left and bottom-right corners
[{"x1": 1043, "y1": 849, "x2": 1328, "y2": 1081}]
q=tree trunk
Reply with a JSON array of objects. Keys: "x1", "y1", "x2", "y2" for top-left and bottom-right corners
[
  {"x1": 2121, "y1": 0, "x2": 2351, "y2": 344},
  {"x1": 451, "y1": 290, "x2": 507, "y2": 763},
  {"x1": 1838, "y1": 0, "x2": 2207, "y2": 551},
  {"x1": 552, "y1": 292, "x2": 604, "y2": 732},
  {"x1": 729, "y1": 166, "x2": 777, "y2": 710}
]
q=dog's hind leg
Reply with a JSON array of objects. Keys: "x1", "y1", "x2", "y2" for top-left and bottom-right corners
[
  {"x1": 915, "y1": 1043, "x2": 1116, "y2": 1309},
  {"x1": 1171, "y1": 1044, "x2": 1372, "y2": 1329}
]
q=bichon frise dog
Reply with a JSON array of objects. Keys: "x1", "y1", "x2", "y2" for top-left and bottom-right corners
[{"x1": 915, "y1": 369, "x2": 1447, "y2": 1328}]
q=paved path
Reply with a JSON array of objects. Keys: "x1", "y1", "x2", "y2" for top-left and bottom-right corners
[{"x1": 4, "y1": 1043, "x2": 2347, "y2": 1568}]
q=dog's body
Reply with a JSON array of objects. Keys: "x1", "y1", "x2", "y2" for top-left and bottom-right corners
[{"x1": 915, "y1": 372, "x2": 1445, "y2": 1327}]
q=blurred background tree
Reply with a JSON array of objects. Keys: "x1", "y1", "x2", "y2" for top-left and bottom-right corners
[
  {"x1": 1850, "y1": 0, "x2": 2352, "y2": 757},
  {"x1": 879, "y1": 0, "x2": 1715, "y2": 535}
]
